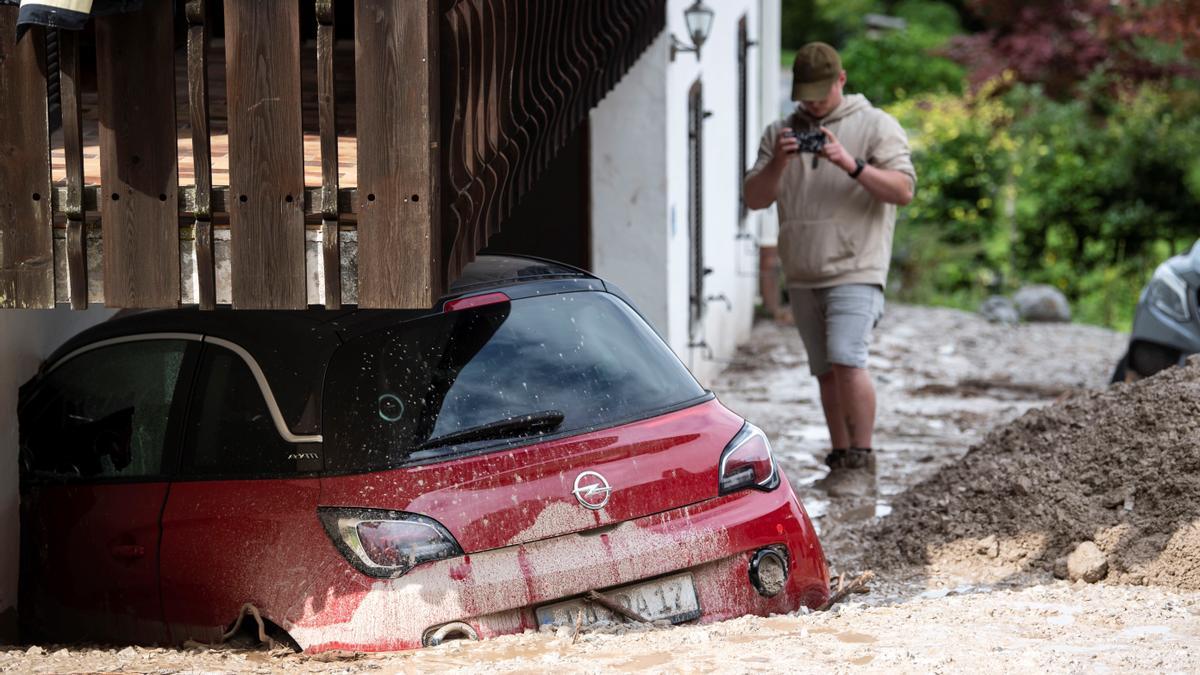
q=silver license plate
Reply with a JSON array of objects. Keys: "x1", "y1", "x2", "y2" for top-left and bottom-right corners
[{"x1": 535, "y1": 573, "x2": 701, "y2": 627}]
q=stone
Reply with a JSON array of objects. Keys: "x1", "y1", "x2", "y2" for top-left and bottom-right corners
[
  {"x1": 1014, "y1": 285, "x2": 1072, "y2": 322},
  {"x1": 979, "y1": 295, "x2": 1019, "y2": 325},
  {"x1": 976, "y1": 535, "x2": 1000, "y2": 558},
  {"x1": 1066, "y1": 541, "x2": 1109, "y2": 583},
  {"x1": 25, "y1": 646, "x2": 45, "y2": 656}
]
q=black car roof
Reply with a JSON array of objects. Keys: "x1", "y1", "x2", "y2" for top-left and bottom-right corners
[{"x1": 41, "y1": 256, "x2": 598, "y2": 435}]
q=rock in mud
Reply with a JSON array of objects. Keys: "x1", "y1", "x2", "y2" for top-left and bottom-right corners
[
  {"x1": 1067, "y1": 542, "x2": 1109, "y2": 583},
  {"x1": 1014, "y1": 285, "x2": 1071, "y2": 322},
  {"x1": 976, "y1": 535, "x2": 1000, "y2": 558},
  {"x1": 979, "y1": 296, "x2": 1019, "y2": 325}
]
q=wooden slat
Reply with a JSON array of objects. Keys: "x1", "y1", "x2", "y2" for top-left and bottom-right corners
[
  {"x1": 187, "y1": 0, "x2": 216, "y2": 310},
  {"x1": 59, "y1": 30, "x2": 87, "y2": 309},
  {"x1": 95, "y1": 1, "x2": 180, "y2": 308},
  {"x1": 0, "y1": 15, "x2": 54, "y2": 309},
  {"x1": 356, "y1": 0, "x2": 441, "y2": 308},
  {"x1": 442, "y1": 4, "x2": 472, "y2": 282},
  {"x1": 224, "y1": 0, "x2": 305, "y2": 309},
  {"x1": 316, "y1": 0, "x2": 340, "y2": 309},
  {"x1": 480, "y1": 0, "x2": 504, "y2": 238}
]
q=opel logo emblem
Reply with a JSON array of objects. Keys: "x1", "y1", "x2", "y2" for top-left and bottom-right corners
[{"x1": 572, "y1": 471, "x2": 611, "y2": 510}]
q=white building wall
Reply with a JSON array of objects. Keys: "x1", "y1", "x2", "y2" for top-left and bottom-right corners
[
  {"x1": 593, "y1": 0, "x2": 781, "y2": 385},
  {"x1": 590, "y1": 34, "x2": 671, "y2": 335},
  {"x1": 0, "y1": 308, "x2": 115, "y2": 639},
  {"x1": 757, "y1": 0, "x2": 783, "y2": 247}
]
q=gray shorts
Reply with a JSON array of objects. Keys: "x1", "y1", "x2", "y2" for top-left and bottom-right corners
[{"x1": 789, "y1": 284, "x2": 885, "y2": 376}]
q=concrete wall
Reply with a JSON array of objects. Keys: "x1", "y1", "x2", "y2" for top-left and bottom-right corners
[
  {"x1": 591, "y1": 0, "x2": 781, "y2": 385},
  {"x1": 0, "y1": 308, "x2": 115, "y2": 640}
]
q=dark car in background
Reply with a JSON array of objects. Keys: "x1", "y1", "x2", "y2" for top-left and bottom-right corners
[
  {"x1": 1113, "y1": 240, "x2": 1200, "y2": 382},
  {"x1": 17, "y1": 255, "x2": 829, "y2": 652}
]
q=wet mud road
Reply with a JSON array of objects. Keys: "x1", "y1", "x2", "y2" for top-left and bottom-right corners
[
  {"x1": 7, "y1": 304, "x2": 1200, "y2": 672},
  {"x1": 717, "y1": 303, "x2": 1127, "y2": 567}
]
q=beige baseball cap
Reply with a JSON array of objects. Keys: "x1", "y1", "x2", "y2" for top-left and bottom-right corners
[{"x1": 791, "y1": 42, "x2": 841, "y2": 101}]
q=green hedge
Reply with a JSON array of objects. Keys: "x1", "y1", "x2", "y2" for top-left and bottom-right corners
[{"x1": 886, "y1": 77, "x2": 1200, "y2": 329}]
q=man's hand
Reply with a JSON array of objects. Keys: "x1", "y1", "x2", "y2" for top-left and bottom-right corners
[
  {"x1": 819, "y1": 126, "x2": 857, "y2": 173},
  {"x1": 773, "y1": 127, "x2": 800, "y2": 163},
  {"x1": 744, "y1": 127, "x2": 800, "y2": 209}
]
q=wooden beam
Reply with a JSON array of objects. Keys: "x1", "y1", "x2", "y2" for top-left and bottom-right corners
[
  {"x1": 224, "y1": 0, "x2": 306, "y2": 309},
  {"x1": 316, "y1": 0, "x2": 341, "y2": 309},
  {"x1": 355, "y1": 0, "x2": 441, "y2": 308},
  {"x1": 59, "y1": 30, "x2": 87, "y2": 309},
  {"x1": 96, "y1": 1, "x2": 181, "y2": 308},
  {"x1": 186, "y1": 0, "x2": 216, "y2": 310},
  {"x1": 0, "y1": 14, "x2": 54, "y2": 309}
]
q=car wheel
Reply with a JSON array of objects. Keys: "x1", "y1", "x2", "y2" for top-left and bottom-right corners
[
  {"x1": 1110, "y1": 352, "x2": 1135, "y2": 384},
  {"x1": 1128, "y1": 341, "x2": 1180, "y2": 380}
]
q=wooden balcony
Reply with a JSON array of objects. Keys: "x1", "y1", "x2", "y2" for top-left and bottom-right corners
[{"x1": 0, "y1": 0, "x2": 665, "y2": 309}]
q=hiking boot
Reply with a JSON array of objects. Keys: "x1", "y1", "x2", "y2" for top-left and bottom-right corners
[
  {"x1": 823, "y1": 448, "x2": 849, "y2": 469},
  {"x1": 844, "y1": 447, "x2": 876, "y2": 471},
  {"x1": 826, "y1": 447, "x2": 875, "y2": 471}
]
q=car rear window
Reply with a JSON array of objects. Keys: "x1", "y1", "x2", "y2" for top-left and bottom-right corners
[{"x1": 324, "y1": 291, "x2": 707, "y2": 470}]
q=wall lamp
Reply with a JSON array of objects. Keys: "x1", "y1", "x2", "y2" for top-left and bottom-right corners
[{"x1": 670, "y1": 1, "x2": 715, "y2": 62}]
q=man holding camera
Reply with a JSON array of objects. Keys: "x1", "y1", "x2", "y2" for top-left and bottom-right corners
[{"x1": 744, "y1": 42, "x2": 915, "y2": 471}]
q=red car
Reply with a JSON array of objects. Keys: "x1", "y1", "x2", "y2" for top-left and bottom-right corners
[{"x1": 18, "y1": 256, "x2": 828, "y2": 652}]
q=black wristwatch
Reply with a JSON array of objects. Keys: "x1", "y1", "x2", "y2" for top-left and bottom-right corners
[{"x1": 848, "y1": 157, "x2": 866, "y2": 179}]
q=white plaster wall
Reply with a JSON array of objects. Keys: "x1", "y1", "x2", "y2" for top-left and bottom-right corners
[
  {"x1": 756, "y1": 0, "x2": 783, "y2": 247},
  {"x1": 665, "y1": 0, "x2": 778, "y2": 385},
  {"x1": 590, "y1": 33, "x2": 671, "y2": 335},
  {"x1": 591, "y1": 0, "x2": 781, "y2": 386},
  {"x1": 0, "y1": 308, "x2": 115, "y2": 637}
]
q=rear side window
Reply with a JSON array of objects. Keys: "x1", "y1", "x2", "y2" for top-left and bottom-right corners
[
  {"x1": 179, "y1": 345, "x2": 295, "y2": 477},
  {"x1": 325, "y1": 291, "x2": 707, "y2": 469},
  {"x1": 19, "y1": 340, "x2": 190, "y2": 480}
]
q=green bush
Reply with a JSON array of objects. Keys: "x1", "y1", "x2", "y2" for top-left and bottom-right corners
[
  {"x1": 841, "y1": 24, "x2": 966, "y2": 107},
  {"x1": 887, "y1": 81, "x2": 1016, "y2": 309},
  {"x1": 885, "y1": 77, "x2": 1200, "y2": 330}
]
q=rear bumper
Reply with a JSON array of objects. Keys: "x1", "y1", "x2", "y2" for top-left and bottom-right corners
[{"x1": 289, "y1": 481, "x2": 828, "y2": 652}]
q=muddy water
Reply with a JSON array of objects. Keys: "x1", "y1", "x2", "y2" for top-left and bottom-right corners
[{"x1": 715, "y1": 304, "x2": 1126, "y2": 568}]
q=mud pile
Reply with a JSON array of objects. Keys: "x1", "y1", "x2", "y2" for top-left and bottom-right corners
[{"x1": 859, "y1": 359, "x2": 1200, "y2": 590}]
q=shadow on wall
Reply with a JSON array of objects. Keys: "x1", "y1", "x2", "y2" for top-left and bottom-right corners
[{"x1": 0, "y1": 307, "x2": 117, "y2": 643}]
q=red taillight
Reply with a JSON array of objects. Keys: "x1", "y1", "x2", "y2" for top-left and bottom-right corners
[
  {"x1": 718, "y1": 423, "x2": 780, "y2": 495},
  {"x1": 444, "y1": 292, "x2": 510, "y2": 313},
  {"x1": 319, "y1": 508, "x2": 463, "y2": 578}
]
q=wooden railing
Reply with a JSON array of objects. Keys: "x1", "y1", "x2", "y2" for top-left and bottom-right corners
[
  {"x1": 440, "y1": 0, "x2": 666, "y2": 283},
  {"x1": 0, "y1": 0, "x2": 664, "y2": 310}
]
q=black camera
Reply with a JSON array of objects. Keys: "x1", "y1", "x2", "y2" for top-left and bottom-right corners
[{"x1": 784, "y1": 129, "x2": 826, "y2": 168}]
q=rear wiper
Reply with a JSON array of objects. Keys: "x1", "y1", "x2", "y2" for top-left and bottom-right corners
[{"x1": 417, "y1": 410, "x2": 565, "y2": 450}]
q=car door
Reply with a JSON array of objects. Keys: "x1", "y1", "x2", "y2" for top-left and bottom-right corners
[
  {"x1": 18, "y1": 337, "x2": 198, "y2": 644},
  {"x1": 159, "y1": 340, "x2": 325, "y2": 645}
]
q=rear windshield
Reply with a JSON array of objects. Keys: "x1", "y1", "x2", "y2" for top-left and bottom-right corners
[{"x1": 324, "y1": 291, "x2": 707, "y2": 470}]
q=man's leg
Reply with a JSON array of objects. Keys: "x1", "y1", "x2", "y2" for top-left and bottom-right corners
[
  {"x1": 789, "y1": 289, "x2": 847, "y2": 454},
  {"x1": 831, "y1": 364, "x2": 875, "y2": 449},
  {"x1": 823, "y1": 285, "x2": 885, "y2": 467},
  {"x1": 817, "y1": 370, "x2": 851, "y2": 450}
]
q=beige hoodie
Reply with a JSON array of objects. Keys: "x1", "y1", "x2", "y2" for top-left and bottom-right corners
[{"x1": 748, "y1": 94, "x2": 916, "y2": 289}]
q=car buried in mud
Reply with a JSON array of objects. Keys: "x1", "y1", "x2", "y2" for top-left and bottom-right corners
[{"x1": 17, "y1": 255, "x2": 829, "y2": 652}]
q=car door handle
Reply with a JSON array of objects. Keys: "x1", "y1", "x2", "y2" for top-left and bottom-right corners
[{"x1": 111, "y1": 544, "x2": 146, "y2": 559}]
